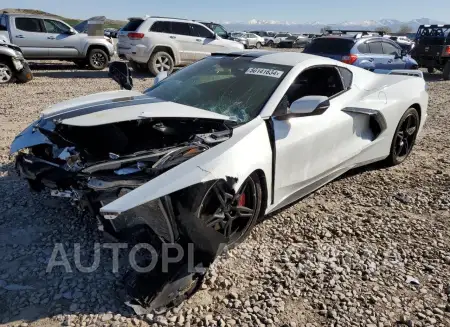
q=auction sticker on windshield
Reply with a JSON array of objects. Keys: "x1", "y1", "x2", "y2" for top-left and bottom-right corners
[{"x1": 245, "y1": 68, "x2": 284, "y2": 78}]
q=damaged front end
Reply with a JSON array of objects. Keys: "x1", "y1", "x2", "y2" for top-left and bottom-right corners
[{"x1": 11, "y1": 113, "x2": 235, "y2": 313}]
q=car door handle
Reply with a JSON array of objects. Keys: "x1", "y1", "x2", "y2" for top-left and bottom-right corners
[
  {"x1": 15, "y1": 35, "x2": 24, "y2": 38},
  {"x1": 196, "y1": 39, "x2": 202, "y2": 42},
  {"x1": 47, "y1": 36, "x2": 56, "y2": 40},
  {"x1": 169, "y1": 36, "x2": 176, "y2": 39},
  {"x1": 368, "y1": 58, "x2": 374, "y2": 62},
  {"x1": 387, "y1": 59, "x2": 393, "y2": 63}
]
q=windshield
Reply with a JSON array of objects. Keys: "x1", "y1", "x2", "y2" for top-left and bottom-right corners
[
  {"x1": 304, "y1": 38, "x2": 355, "y2": 54},
  {"x1": 144, "y1": 56, "x2": 291, "y2": 123},
  {"x1": 73, "y1": 20, "x2": 87, "y2": 33}
]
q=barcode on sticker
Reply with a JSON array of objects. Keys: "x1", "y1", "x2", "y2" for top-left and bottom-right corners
[{"x1": 245, "y1": 68, "x2": 284, "y2": 78}]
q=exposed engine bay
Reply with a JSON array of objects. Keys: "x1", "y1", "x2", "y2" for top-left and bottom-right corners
[{"x1": 12, "y1": 115, "x2": 234, "y2": 313}]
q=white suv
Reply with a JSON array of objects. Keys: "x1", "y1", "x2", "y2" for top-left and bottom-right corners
[{"x1": 117, "y1": 16, "x2": 245, "y2": 75}]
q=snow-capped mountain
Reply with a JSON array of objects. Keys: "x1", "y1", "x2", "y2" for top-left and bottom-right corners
[{"x1": 223, "y1": 17, "x2": 446, "y2": 33}]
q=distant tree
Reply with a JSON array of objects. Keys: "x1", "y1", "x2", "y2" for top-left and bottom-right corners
[
  {"x1": 375, "y1": 26, "x2": 392, "y2": 34},
  {"x1": 320, "y1": 25, "x2": 332, "y2": 34},
  {"x1": 398, "y1": 24, "x2": 412, "y2": 34}
]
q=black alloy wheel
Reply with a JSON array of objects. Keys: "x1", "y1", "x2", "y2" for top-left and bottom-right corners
[
  {"x1": 198, "y1": 175, "x2": 261, "y2": 246},
  {"x1": 385, "y1": 107, "x2": 420, "y2": 166}
]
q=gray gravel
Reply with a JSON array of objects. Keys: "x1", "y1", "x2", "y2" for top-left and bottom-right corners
[{"x1": 0, "y1": 53, "x2": 449, "y2": 327}]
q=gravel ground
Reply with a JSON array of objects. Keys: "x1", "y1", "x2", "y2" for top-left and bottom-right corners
[{"x1": 0, "y1": 53, "x2": 449, "y2": 327}]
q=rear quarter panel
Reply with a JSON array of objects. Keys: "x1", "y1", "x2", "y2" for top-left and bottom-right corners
[{"x1": 349, "y1": 72, "x2": 428, "y2": 163}]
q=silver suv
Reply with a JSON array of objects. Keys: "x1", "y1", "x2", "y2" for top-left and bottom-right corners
[
  {"x1": 117, "y1": 16, "x2": 244, "y2": 75},
  {"x1": 0, "y1": 13, "x2": 115, "y2": 70}
]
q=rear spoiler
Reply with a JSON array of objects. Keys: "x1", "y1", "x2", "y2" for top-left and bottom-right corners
[{"x1": 373, "y1": 69, "x2": 424, "y2": 78}]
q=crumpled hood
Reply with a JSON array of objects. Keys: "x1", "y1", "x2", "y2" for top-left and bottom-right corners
[
  {"x1": 40, "y1": 90, "x2": 231, "y2": 126},
  {"x1": 10, "y1": 90, "x2": 233, "y2": 154}
]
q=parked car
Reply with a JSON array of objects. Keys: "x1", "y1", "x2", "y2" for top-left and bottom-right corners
[
  {"x1": 303, "y1": 32, "x2": 418, "y2": 71},
  {"x1": 104, "y1": 28, "x2": 119, "y2": 38},
  {"x1": 117, "y1": 16, "x2": 244, "y2": 76},
  {"x1": 0, "y1": 13, "x2": 115, "y2": 70},
  {"x1": 10, "y1": 51, "x2": 428, "y2": 312},
  {"x1": 410, "y1": 24, "x2": 450, "y2": 79},
  {"x1": 0, "y1": 39, "x2": 33, "y2": 83},
  {"x1": 273, "y1": 33, "x2": 292, "y2": 47},
  {"x1": 196, "y1": 21, "x2": 230, "y2": 39},
  {"x1": 387, "y1": 35, "x2": 415, "y2": 53},
  {"x1": 276, "y1": 34, "x2": 309, "y2": 48},
  {"x1": 231, "y1": 32, "x2": 265, "y2": 49},
  {"x1": 249, "y1": 30, "x2": 276, "y2": 46}
]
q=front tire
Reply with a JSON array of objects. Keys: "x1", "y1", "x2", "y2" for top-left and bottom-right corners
[
  {"x1": 256, "y1": 42, "x2": 262, "y2": 49},
  {"x1": 0, "y1": 60, "x2": 14, "y2": 84},
  {"x1": 183, "y1": 173, "x2": 262, "y2": 248},
  {"x1": 443, "y1": 61, "x2": 450, "y2": 81},
  {"x1": 87, "y1": 49, "x2": 109, "y2": 70},
  {"x1": 384, "y1": 107, "x2": 420, "y2": 166},
  {"x1": 148, "y1": 51, "x2": 174, "y2": 76}
]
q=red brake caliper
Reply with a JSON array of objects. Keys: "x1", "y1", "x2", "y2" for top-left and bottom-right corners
[{"x1": 238, "y1": 193, "x2": 246, "y2": 206}]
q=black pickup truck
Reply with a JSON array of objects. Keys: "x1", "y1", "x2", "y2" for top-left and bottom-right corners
[{"x1": 410, "y1": 24, "x2": 450, "y2": 80}]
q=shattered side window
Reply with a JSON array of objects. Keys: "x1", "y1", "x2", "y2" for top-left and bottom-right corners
[{"x1": 144, "y1": 57, "x2": 291, "y2": 123}]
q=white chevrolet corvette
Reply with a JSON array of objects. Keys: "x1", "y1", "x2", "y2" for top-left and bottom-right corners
[{"x1": 10, "y1": 51, "x2": 428, "y2": 311}]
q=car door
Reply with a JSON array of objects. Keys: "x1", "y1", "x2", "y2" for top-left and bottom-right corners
[
  {"x1": 381, "y1": 41, "x2": 406, "y2": 69},
  {"x1": 271, "y1": 66, "x2": 369, "y2": 205},
  {"x1": 367, "y1": 41, "x2": 387, "y2": 69},
  {"x1": 42, "y1": 19, "x2": 80, "y2": 58},
  {"x1": 12, "y1": 17, "x2": 49, "y2": 58},
  {"x1": 189, "y1": 23, "x2": 225, "y2": 59},
  {"x1": 211, "y1": 24, "x2": 229, "y2": 39},
  {"x1": 246, "y1": 33, "x2": 257, "y2": 47},
  {"x1": 169, "y1": 22, "x2": 197, "y2": 62}
]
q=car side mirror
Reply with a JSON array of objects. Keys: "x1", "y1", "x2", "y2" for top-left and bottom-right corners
[
  {"x1": 108, "y1": 61, "x2": 133, "y2": 90},
  {"x1": 285, "y1": 96, "x2": 330, "y2": 117},
  {"x1": 400, "y1": 49, "x2": 408, "y2": 57},
  {"x1": 67, "y1": 28, "x2": 76, "y2": 35},
  {"x1": 154, "y1": 71, "x2": 168, "y2": 85}
]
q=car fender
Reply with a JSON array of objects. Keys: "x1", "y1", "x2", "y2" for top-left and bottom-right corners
[
  {"x1": 100, "y1": 116, "x2": 273, "y2": 215},
  {"x1": 148, "y1": 43, "x2": 181, "y2": 65},
  {"x1": 81, "y1": 38, "x2": 114, "y2": 57},
  {"x1": 359, "y1": 59, "x2": 375, "y2": 71}
]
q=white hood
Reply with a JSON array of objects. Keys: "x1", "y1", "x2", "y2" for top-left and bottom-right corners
[{"x1": 40, "y1": 90, "x2": 231, "y2": 126}]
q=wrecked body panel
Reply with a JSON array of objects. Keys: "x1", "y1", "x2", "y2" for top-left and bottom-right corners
[
  {"x1": 9, "y1": 119, "x2": 56, "y2": 155},
  {"x1": 100, "y1": 117, "x2": 272, "y2": 215}
]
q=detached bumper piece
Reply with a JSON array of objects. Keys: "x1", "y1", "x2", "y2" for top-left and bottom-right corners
[
  {"x1": 14, "y1": 61, "x2": 33, "y2": 83},
  {"x1": 99, "y1": 191, "x2": 228, "y2": 314}
]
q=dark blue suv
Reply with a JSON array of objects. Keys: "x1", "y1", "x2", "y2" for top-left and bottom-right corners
[{"x1": 303, "y1": 30, "x2": 418, "y2": 71}]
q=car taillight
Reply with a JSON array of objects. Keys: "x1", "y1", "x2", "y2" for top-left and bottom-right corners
[
  {"x1": 127, "y1": 32, "x2": 144, "y2": 40},
  {"x1": 342, "y1": 54, "x2": 358, "y2": 65}
]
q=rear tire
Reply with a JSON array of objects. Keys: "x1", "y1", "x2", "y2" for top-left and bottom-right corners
[
  {"x1": 87, "y1": 49, "x2": 109, "y2": 70},
  {"x1": 148, "y1": 51, "x2": 174, "y2": 76},
  {"x1": 443, "y1": 61, "x2": 450, "y2": 81},
  {"x1": 256, "y1": 42, "x2": 262, "y2": 49},
  {"x1": 384, "y1": 107, "x2": 420, "y2": 167}
]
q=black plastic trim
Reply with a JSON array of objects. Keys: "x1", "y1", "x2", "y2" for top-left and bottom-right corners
[{"x1": 264, "y1": 119, "x2": 276, "y2": 205}]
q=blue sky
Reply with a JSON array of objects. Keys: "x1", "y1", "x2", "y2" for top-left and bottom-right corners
[{"x1": 2, "y1": 0, "x2": 449, "y2": 22}]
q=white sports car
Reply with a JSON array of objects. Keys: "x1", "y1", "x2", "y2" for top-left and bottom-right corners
[{"x1": 10, "y1": 51, "x2": 428, "y2": 312}]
